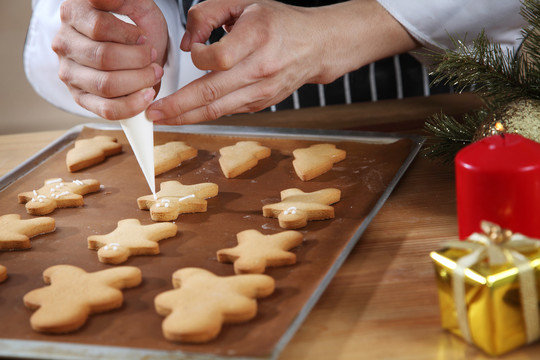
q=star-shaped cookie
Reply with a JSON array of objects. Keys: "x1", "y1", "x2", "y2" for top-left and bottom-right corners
[
  {"x1": 219, "y1": 141, "x2": 271, "y2": 178},
  {"x1": 87, "y1": 219, "x2": 178, "y2": 264},
  {"x1": 137, "y1": 180, "x2": 219, "y2": 221},
  {"x1": 18, "y1": 178, "x2": 101, "y2": 215},
  {"x1": 154, "y1": 268, "x2": 275, "y2": 343},
  {"x1": 23, "y1": 264, "x2": 142, "y2": 333},
  {"x1": 292, "y1": 143, "x2": 346, "y2": 181},
  {"x1": 0, "y1": 214, "x2": 56, "y2": 250},
  {"x1": 154, "y1": 141, "x2": 198, "y2": 175},
  {"x1": 217, "y1": 229, "x2": 303, "y2": 274},
  {"x1": 262, "y1": 188, "x2": 341, "y2": 229},
  {"x1": 66, "y1": 135, "x2": 122, "y2": 172}
]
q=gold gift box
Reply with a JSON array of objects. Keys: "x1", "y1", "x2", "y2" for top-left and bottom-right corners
[{"x1": 430, "y1": 246, "x2": 540, "y2": 356}]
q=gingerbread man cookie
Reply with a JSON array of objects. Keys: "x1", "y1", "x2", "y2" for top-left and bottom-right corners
[
  {"x1": 88, "y1": 219, "x2": 178, "y2": 264},
  {"x1": 137, "y1": 180, "x2": 219, "y2": 221},
  {"x1": 0, "y1": 214, "x2": 55, "y2": 250},
  {"x1": 18, "y1": 178, "x2": 101, "y2": 215},
  {"x1": 154, "y1": 267, "x2": 275, "y2": 343},
  {"x1": 262, "y1": 188, "x2": 341, "y2": 229},
  {"x1": 66, "y1": 136, "x2": 122, "y2": 172},
  {"x1": 292, "y1": 143, "x2": 346, "y2": 181},
  {"x1": 154, "y1": 141, "x2": 198, "y2": 176},
  {"x1": 219, "y1": 141, "x2": 271, "y2": 178},
  {"x1": 217, "y1": 229, "x2": 303, "y2": 274},
  {"x1": 0, "y1": 265, "x2": 7, "y2": 283},
  {"x1": 23, "y1": 264, "x2": 142, "y2": 333}
]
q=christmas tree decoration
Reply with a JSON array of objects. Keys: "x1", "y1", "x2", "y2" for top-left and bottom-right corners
[
  {"x1": 472, "y1": 99, "x2": 540, "y2": 142},
  {"x1": 430, "y1": 221, "x2": 540, "y2": 356},
  {"x1": 423, "y1": 0, "x2": 540, "y2": 162}
]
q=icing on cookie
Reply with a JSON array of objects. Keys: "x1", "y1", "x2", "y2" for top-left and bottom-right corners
[
  {"x1": 262, "y1": 188, "x2": 341, "y2": 229},
  {"x1": 137, "y1": 181, "x2": 218, "y2": 222},
  {"x1": 18, "y1": 178, "x2": 101, "y2": 215},
  {"x1": 88, "y1": 219, "x2": 178, "y2": 264}
]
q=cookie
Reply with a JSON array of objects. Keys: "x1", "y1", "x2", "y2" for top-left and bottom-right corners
[
  {"x1": 137, "y1": 180, "x2": 219, "y2": 221},
  {"x1": 218, "y1": 141, "x2": 271, "y2": 178},
  {"x1": 292, "y1": 143, "x2": 346, "y2": 181},
  {"x1": 18, "y1": 178, "x2": 101, "y2": 215},
  {"x1": 0, "y1": 214, "x2": 56, "y2": 250},
  {"x1": 154, "y1": 267, "x2": 275, "y2": 343},
  {"x1": 23, "y1": 264, "x2": 142, "y2": 333},
  {"x1": 217, "y1": 229, "x2": 303, "y2": 274},
  {"x1": 154, "y1": 141, "x2": 198, "y2": 176},
  {"x1": 66, "y1": 136, "x2": 122, "y2": 172},
  {"x1": 0, "y1": 265, "x2": 6, "y2": 283},
  {"x1": 262, "y1": 188, "x2": 341, "y2": 229},
  {"x1": 88, "y1": 219, "x2": 178, "y2": 264}
]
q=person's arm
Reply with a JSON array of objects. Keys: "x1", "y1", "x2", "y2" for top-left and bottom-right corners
[
  {"x1": 24, "y1": 0, "x2": 200, "y2": 119},
  {"x1": 376, "y1": 0, "x2": 525, "y2": 54},
  {"x1": 146, "y1": 0, "x2": 420, "y2": 125}
]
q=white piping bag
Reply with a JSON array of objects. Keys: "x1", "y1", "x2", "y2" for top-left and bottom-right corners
[{"x1": 119, "y1": 111, "x2": 156, "y2": 197}]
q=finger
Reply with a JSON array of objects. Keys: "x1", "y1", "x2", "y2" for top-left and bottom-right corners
[
  {"x1": 146, "y1": 68, "x2": 254, "y2": 122},
  {"x1": 151, "y1": 80, "x2": 288, "y2": 125},
  {"x1": 53, "y1": 27, "x2": 156, "y2": 71},
  {"x1": 189, "y1": 10, "x2": 267, "y2": 71},
  {"x1": 59, "y1": 59, "x2": 163, "y2": 98},
  {"x1": 60, "y1": 0, "x2": 141, "y2": 44},
  {"x1": 69, "y1": 86, "x2": 156, "y2": 120},
  {"x1": 181, "y1": 0, "x2": 252, "y2": 51}
]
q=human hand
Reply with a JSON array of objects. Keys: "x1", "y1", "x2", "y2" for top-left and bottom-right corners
[
  {"x1": 52, "y1": 0, "x2": 168, "y2": 120},
  {"x1": 147, "y1": 0, "x2": 332, "y2": 125},
  {"x1": 146, "y1": 0, "x2": 418, "y2": 125}
]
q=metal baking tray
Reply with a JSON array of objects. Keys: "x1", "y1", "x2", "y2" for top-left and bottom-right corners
[{"x1": 0, "y1": 123, "x2": 423, "y2": 360}]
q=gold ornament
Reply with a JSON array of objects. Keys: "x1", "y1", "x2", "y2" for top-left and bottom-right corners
[{"x1": 473, "y1": 99, "x2": 540, "y2": 142}]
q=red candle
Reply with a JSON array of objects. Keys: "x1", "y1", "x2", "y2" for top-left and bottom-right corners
[{"x1": 455, "y1": 134, "x2": 540, "y2": 239}]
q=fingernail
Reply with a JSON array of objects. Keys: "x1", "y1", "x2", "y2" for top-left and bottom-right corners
[
  {"x1": 147, "y1": 109, "x2": 165, "y2": 122},
  {"x1": 137, "y1": 35, "x2": 147, "y2": 45},
  {"x1": 180, "y1": 30, "x2": 191, "y2": 50},
  {"x1": 142, "y1": 88, "x2": 155, "y2": 102},
  {"x1": 151, "y1": 48, "x2": 157, "y2": 62},
  {"x1": 153, "y1": 64, "x2": 163, "y2": 80}
]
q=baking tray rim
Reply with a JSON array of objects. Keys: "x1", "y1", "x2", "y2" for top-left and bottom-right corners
[{"x1": 0, "y1": 122, "x2": 424, "y2": 360}]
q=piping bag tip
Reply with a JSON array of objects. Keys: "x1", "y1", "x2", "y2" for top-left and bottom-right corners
[{"x1": 119, "y1": 112, "x2": 156, "y2": 198}]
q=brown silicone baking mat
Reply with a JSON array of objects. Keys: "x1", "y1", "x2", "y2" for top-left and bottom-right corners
[{"x1": 0, "y1": 124, "x2": 422, "y2": 359}]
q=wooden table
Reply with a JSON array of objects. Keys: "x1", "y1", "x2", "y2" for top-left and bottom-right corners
[{"x1": 1, "y1": 93, "x2": 536, "y2": 359}]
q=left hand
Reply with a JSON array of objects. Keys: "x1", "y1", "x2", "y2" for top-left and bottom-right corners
[{"x1": 147, "y1": 0, "x2": 331, "y2": 125}]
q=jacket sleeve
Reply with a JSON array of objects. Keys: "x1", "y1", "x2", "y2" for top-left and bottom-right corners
[
  {"x1": 376, "y1": 0, "x2": 525, "y2": 54},
  {"x1": 24, "y1": 0, "x2": 205, "y2": 118}
]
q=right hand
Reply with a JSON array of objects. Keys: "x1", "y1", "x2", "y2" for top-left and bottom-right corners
[{"x1": 52, "y1": 0, "x2": 168, "y2": 120}]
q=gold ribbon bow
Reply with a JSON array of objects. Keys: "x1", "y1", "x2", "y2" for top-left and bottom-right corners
[{"x1": 443, "y1": 221, "x2": 540, "y2": 344}]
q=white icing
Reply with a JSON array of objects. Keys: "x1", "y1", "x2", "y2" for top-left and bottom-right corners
[
  {"x1": 178, "y1": 194, "x2": 196, "y2": 202},
  {"x1": 284, "y1": 207, "x2": 297, "y2": 215},
  {"x1": 45, "y1": 178, "x2": 62, "y2": 184},
  {"x1": 103, "y1": 243, "x2": 122, "y2": 251}
]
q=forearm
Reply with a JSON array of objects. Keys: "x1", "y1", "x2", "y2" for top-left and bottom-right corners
[{"x1": 302, "y1": 0, "x2": 420, "y2": 84}]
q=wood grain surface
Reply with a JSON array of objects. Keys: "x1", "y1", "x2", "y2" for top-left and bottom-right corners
[{"x1": 2, "y1": 93, "x2": 537, "y2": 359}]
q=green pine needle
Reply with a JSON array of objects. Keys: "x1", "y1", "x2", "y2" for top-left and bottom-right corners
[
  {"x1": 422, "y1": 110, "x2": 488, "y2": 163},
  {"x1": 422, "y1": 0, "x2": 540, "y2": 162}
]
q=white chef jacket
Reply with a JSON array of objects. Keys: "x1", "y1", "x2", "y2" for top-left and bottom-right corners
[{"x1": 24, "y1": 0, "x2": 525, "y2": 118}]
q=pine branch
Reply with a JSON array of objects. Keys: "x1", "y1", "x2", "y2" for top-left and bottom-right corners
[
  {"x1": 430, "y1": 32, "x2": 540, "y2": 105},
  {"x1": 521, "y1": 0, "x2": 540, "y2": 74},
  {"x1": 422, "y1": 110, "x2": 488, "y2": 163}
]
